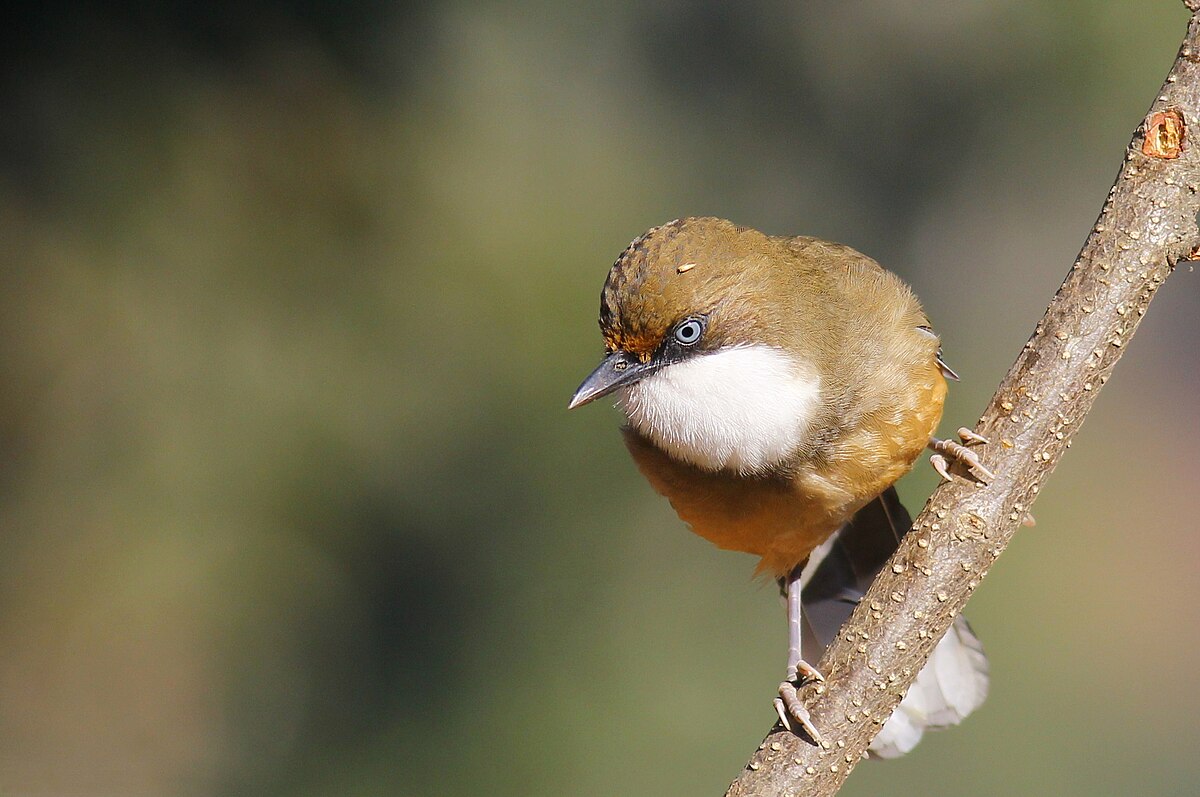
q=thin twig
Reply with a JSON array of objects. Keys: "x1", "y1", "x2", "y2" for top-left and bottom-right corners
[{"x1": 726, "y1": 6, "x2": 1200, "y2": 795}]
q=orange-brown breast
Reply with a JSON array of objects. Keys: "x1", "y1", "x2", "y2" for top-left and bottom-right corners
[{"x1": 622, "y1": 358, "x2": 947, "y2": 578}]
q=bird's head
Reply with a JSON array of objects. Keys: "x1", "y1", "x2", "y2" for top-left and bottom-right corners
[
  {"x1": 569, "y1": 216, "x2": 789, "y2": 408},
  {"x1": 569, "y1": 217, "x2": 828, "y2": 474}
]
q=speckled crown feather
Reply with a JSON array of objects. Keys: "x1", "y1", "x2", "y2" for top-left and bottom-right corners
[{"x1": 599, "y1": 217, "x2": 756, "y2": 360}]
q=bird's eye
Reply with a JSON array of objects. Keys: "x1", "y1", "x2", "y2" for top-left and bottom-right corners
[{"x1": 673, "y1": 318, "x2": 704, "y2": 346}]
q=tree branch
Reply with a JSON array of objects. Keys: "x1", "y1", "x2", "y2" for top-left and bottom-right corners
[{"x1": 726, "y1": 6, "x2": 1200, "y2": 796}]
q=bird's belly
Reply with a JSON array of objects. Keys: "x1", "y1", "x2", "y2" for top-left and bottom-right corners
[
  {"x1": 623, "y1": 429, "x2": 859, "y2": 575},
  {"x1": 681, "y1": 474, "x2": 856, "y2": 576},
  {"x1": 621, "y1": 368, "x2": 946, "y2": 577}
]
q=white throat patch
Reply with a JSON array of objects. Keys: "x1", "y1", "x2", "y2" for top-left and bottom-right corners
[{"x1": 616, "y1": 345, "x2": 821, "y2": 474}]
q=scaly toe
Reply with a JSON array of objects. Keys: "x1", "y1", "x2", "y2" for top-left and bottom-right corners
[
  {"x1": 957, "y1": 427, "x2": 989, "y2": 446},
  {"x1": 777, "y1": 681, "x2": 823, "y2": 744},
  {"x1": 953, "y1": 444, "x2": 996, "y2": 483},
  {"x1": 795, "y1": 660, "x2": 825, "y2": 684},
  {"x1": 930, "y1": 438, "x2": 995, "y2": 484},
  {"x1": 930, "y1": 453, "x2": 953, "y2": 482},
  {"x1": 773, "y1": 697, "x2": 793, "y2": 733}
]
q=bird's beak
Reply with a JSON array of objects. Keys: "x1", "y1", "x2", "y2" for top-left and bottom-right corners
[{"x1": 568, "y1": 350, "x2": 660, "y2": 409}]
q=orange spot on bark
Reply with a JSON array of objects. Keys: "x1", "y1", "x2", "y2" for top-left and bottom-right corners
[{"x1": 1142, "y1": 110, "x2": 1185, "y2": 159}]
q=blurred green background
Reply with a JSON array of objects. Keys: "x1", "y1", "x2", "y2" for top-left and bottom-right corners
[{"x1": 2, "y1": 1, "x2": 1198, "y2": 795}]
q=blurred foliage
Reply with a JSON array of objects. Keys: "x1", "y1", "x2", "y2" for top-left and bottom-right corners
[{"x1": 1, "y1": 1, "x2": 1199, "y2": 795}]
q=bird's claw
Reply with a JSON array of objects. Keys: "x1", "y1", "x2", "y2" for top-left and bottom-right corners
[
  {"x1": 795, "y1": 659, "x2": 825, "y2": 684},
  {"x1": 775, "y1": 682, "x2": 823, "y2": 745},
  {"x1": 956, "y1": 427, "x2": 989, "y2": 446},
  {"x1": 774, "y1": 659, "x2": 825, "y2": 743},
  {"x1": 929, "y1": 429, "x2": 994, "y2": 484}
]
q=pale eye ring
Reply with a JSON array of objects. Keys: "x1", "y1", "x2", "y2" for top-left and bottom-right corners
[{"x1": 673, "y1": 318, "x2": 704, "y2": 346}]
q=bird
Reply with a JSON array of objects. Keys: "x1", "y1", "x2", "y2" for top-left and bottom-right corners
[{"x1": 568, "y1": 217, "x2": 991, "y2": 752}]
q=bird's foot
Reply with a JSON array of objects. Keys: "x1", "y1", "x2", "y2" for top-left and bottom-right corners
[
  {"x1": 929, "y1": 428, "x2": 994, "y2": 484},
  {"x1": 773, "y1": 661, "x2": 825, "y2": 744}
]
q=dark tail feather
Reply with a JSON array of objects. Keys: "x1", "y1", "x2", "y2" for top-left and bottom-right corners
[
  {"x1": 800, "y1": 487, "x2": 989, "y2": 758},
  {"x1": 800, "y1": 486, "x2": 908, "y2": 654}
]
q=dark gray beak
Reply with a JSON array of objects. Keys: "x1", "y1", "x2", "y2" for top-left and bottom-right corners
[{"x1": 568, "y1": 350, "x2": 660, "y2": 409}]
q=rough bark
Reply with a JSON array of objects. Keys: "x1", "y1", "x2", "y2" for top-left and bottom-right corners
[{"x1": 726, "y1": 6, "x2": 1200, "y2": 796}]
